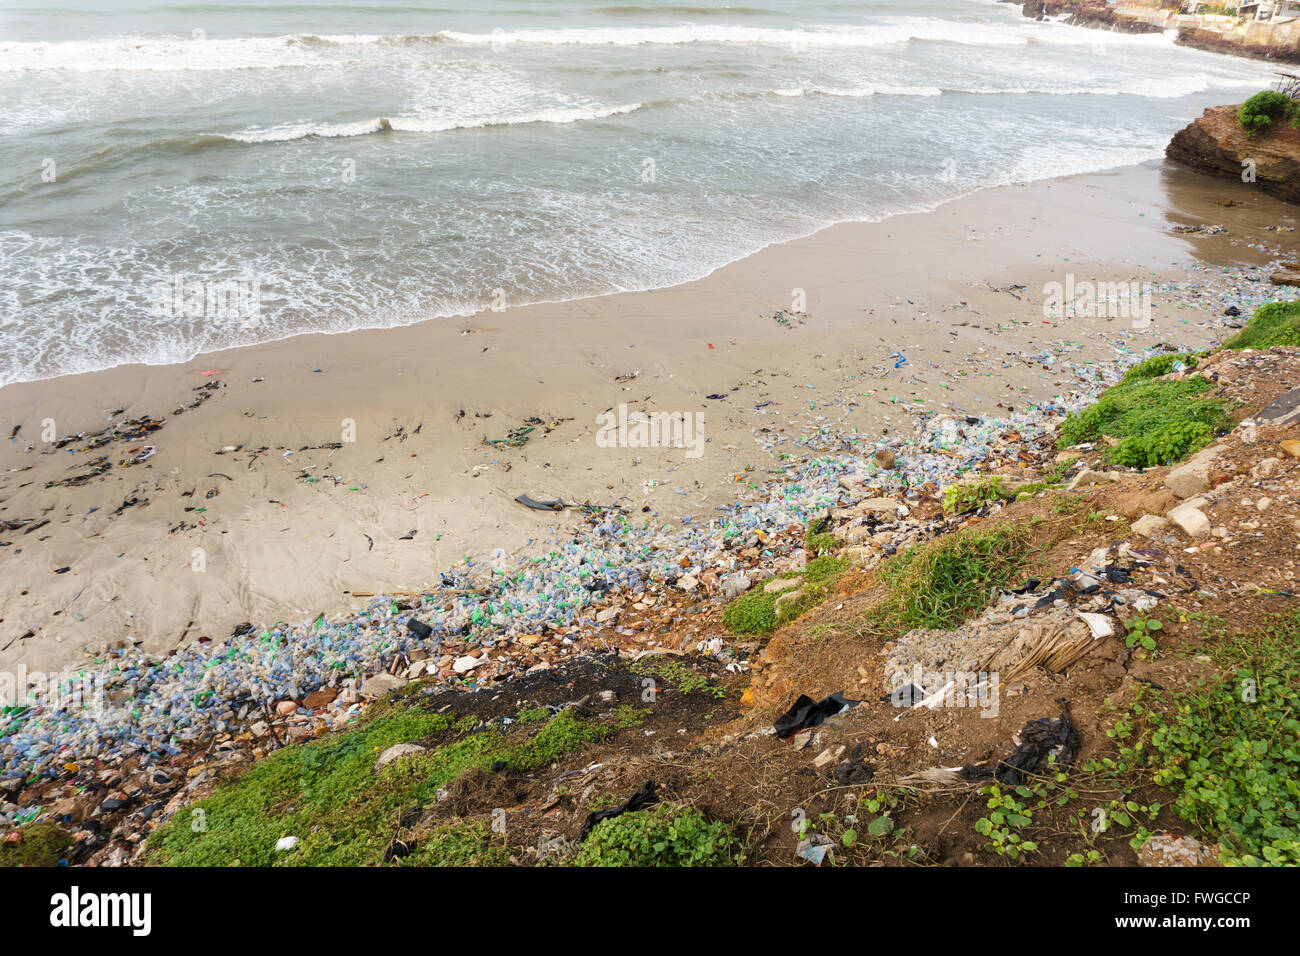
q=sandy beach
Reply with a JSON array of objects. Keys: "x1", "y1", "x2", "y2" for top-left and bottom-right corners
[{"x1": 2, "y1": 160, "x2": 1297, "y2": 677}]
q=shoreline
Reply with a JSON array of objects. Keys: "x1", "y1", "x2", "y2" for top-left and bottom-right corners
[
  {"x1": 1, "y1": 150, "x2": 1208, "y2": 393},
  {"x1": 1, "y1": 159, "x2": 1298, "y2": 687}
]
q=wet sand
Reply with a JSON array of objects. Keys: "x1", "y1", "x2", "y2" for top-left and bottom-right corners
[{"x1": 2, "y1": 160, "x2": 1297, "y2": 674}]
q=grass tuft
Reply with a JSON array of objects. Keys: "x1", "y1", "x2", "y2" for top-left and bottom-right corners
[{"x1": 858, "y1": 523, "x2": 1030, "y2": 639}]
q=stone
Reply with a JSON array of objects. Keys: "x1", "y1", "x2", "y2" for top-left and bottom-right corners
[
  {"x1": 1131, "y1": 514, "x2": 1169, "y2": 537},
  {"x1": 453, "y1": 654, "x2": 486, "y2": 674},
  {"x1": 1137, "y1": 833, "x2": 1220, "y2": 868},
  {"x1": 1282, "y1": 440, "x2": 1300, "y2": 459},
  {"x1": 275, "y1": 700, "x2": 298, "y2": 716},
  {"x1": 764, "y1": 576, "x2": 800, "y2": 594},
  {"x1": 857, "y1": 497, "x2": 903, "y2": 514},
  {"x1": 360, "y1": 672, "x2": 407, "y2": 696},
  {"x1": 1257, "y1": 388, "x2": 1300, "y2": 427},
  {"x1": 813, "y1": 745, "x2": 846, "y2": 769},
  {"x1": 302, "y1": 687, "x2": 337, "y2": 710},
  {"x1": 1168, "y1": 502, "x2": 1211, "y2": 539},
  {"x1": 595, "y1": 607, "x2": 619, "y2": 624},
  {"x1": 720, "y1": 573, "x2": 752, "y2": 601},
  {"x1": 774, "y1": 588, "x2": 806, "y2": 616},
  {"x1": 676, "y1": 573, "x2": 699, "y2": 592},
  {"x1": 873, "y1": 448, "x2": 895, "y2": 470},
  {"x1": 1068, "y1": 468, "x2": 1118, "y2": 490},
  {"x1": 1165, "y1": 446, "x2": 1222, "y2": 498},
  {"x1": 375, "y1": 743, "x2": 427, "y2": 769}
]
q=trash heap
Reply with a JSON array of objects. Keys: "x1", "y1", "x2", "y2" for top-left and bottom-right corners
[{"x1": 0, "y1": 313, "x2": 1236, "y2": 803}]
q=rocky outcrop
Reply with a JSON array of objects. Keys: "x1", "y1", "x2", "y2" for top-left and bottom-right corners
[
  {"x1": 1019, "y1": 0, "x2": 1163, "y2": 34},
  {"x1": 1176, "y1": 26, "x2": 1300, "y2": 65},
  {"x1": 1166, "y1": 104, "x2": 1300, "y2": 205}
]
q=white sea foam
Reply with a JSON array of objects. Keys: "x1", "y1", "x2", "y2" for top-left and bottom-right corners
[
  {"x1": 0, "y1": 17, "x2": 1186, "y2": 73},
  {"x1": 217, "y1": 103, "x2": 644, "y2": 142}
]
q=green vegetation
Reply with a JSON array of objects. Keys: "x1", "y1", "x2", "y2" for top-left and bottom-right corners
[
  {"x1": 400, "y1": 821, "x2": 511, "y2": 867},
  {"x1": 1221, "y1": 300, "x2": 1300, "y2": 351},
  {"x1": 858, "y1": 523, "x2": 1029, "y2": 639},
  {"x1": 629, "y1": 657, "x2": 725, "y2": 699},
  {"x1": 1123, "y1": 616, "x2": 1163, "y2": 653},
  {"x1": 804, "y1": 513, "x2": 840, "y2": 553},
  {"x1": 570, "y1": 803, "x2": 737, "y2": 866},
  {"x1": 722, "y1": 554, "x2": 848, "y2": 635},
  {"x1": 1014, "y1": 456, "x2": 1080, "y2": 500},
  {"x1": 1120, "y1": 352, "x2": 1199, "y2": 384},
  {"x1": 974, "y1": 784, "x2": 1039, "y2": 860},
  {"x1": 942, "y1": 475, "x2": 1010, "y2": 514},
  {"x1": 1237, "y1": 90, "x2": 1300, "y2": 138},
  {"x1": 1096, "y1": 611, "x2": 1300, "y2": 866},
  {"x1": 146, "y1": 706, "x2": 609, "y2": 866},
  {"x1": 1058, "y1": 376, "x2": 1229, "y2": 468},
  {"x1": 0, "y1": 821, "x2": 72, "y2": 867}
]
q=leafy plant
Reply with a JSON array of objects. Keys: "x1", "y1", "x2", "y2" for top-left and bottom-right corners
[
  {"x1": 1237, "y1": 90, "x2": 1300, "y2": 138},
  {"x1": 1058, "y1": 376, "x2": 1229, "y2": 468},
  {"x1": 942, "y1": 475, "x2": 1009, "y2": 514},
  {"x1": 1220, "y1": 300, "x2": 1300, "y2": 351},
  {"x1": 570, "y1": 804, "x2": 737, "y2": 867},
  {"x1": 722, "y1": 555, "x2": 847, "y2": 635},
  {"x1": 974, "y1": 784, "x2": 1038, "y2": 860},
  {"x1": 1124, "y1": 616, "x2": 1163, "y2": 653},
  {"x1": 1120, "y1": 352, "x2": 1200, "y2": 384}
]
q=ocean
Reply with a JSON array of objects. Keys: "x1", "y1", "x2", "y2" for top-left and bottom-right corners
[{"x1": 0, "y1": 0, "x2": 1277, "y2": 386}]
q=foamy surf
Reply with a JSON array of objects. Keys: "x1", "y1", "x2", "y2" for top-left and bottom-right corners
[
  {"x1": 0, "y1": 0, "x2": 1280, "y2": 386},
  {"x1": 217, "y1": 104, "x2": 645, "y2": 143}
]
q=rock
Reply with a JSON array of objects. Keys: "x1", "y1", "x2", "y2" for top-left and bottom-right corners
[
  {"x1": 1166, "y1": 104, "x2": 1300, "y2": 206},
  {"x1": 1258, "y1": 388, "x2": 1300, "y2": 427},
  {"x1": 1165, "y1": 448, "x2": 1219, "y2": 498},
  {"x1": 774, "y1": 588, "x2": 806, "y2": 616},
  {"x1": 792, "y1": 730, "x2": 813, "y2": 750},
  {"x1": 1282, "y1": 439, "x2": 1300, "y2": 459},
  {"x1": 1168, "y1": 502, "x2": 1211, "y2": 539},
  {"x1": 858, "y1": 497, "x2": 903, "y2": 515},
  {"x1": 1271, "y1": 268, "x2": 1300, "y2": 287},
  {"x1": 1068, "y1": 468, "x2": 1118, "y2": 490},
  {"x1": 840, "y1": 545, "x2": 874, "y2": 566},
  {"x1": 677, "y1": 574, "x2": 699, "y2": 592},
  {"x1": 813, "y1": 745, "x2": 846, "y2": 769},
  {"x1": 764, "y1": 576, "x2": 800, "y2": 594},
  {"x1": 360, "y1": 672, "x2": 407, "y2": 696},
  {"x1": 276, "y1": 700, "x2": 298, "y2": 716},
  {"x1": 1131, "y1": 514, "x2": 1169, "y2": 537},
  {"x1": 720, "y1": 573, "x2": 752, "y2": 601},
  {"x1": 275, "y1": 836, "x2": 299, "y2": 852},
  {"x1": 453, "y1": 654, "x2": 486, "y2": 674},
  {"x1": 1137, "y1": 833, "x2": 1220, "y2": 868},
  {"x1": 873, "y1": 448, "x2": 895, "y2": 470},
  {"x1": 375, "y1": 743, "x2": 427, "y2": 769},
  {"x1": 595, "y1": 607, "x2": 619, "y2": 624},
  {"x1": 302, "y1": 687, "x2": 337, "y2": 710}
]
